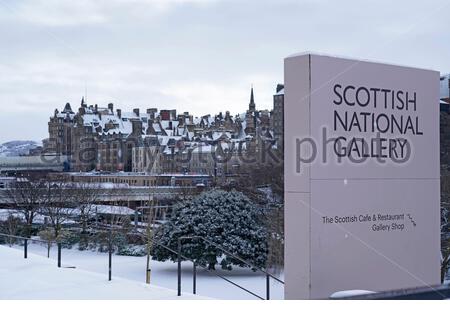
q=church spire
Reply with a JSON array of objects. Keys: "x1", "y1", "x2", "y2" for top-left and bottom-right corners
[{"x1": 249, "y1": 86, "x2": 256, "y2": 112}]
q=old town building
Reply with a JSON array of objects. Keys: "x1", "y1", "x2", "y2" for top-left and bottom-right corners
[{"x1": 44, "y1": 87, "x2": 282, "y2": 182}]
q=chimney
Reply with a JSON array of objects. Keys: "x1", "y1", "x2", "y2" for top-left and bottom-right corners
[
  {"x1": 133, "y1": 108, "x2": 140, "y2": 117},
  {"x1": 147, "y1": 108, "x2": 157, "y2": 120},
  {"x1": 177, "y1": 115, "x2": 184, "y2": 126},
  {"x1": 117, "y1": 109, "x2": 122, "y2": 119},
  {"x1": 276, "y1": 84, "x2": 284, "y2": 93},
  {"x1": 108, "y1": 103, "x2": 114, "y2": 112},
  {"x1": 170, "y1": 109, "x2": 177, "y2": 120},
  {"x1": 131, "y1": 119, "x2": 143, "y2": 136},
  {"x1": 147, "y1": 119, "x2": 153, "y2": 134},
  {"x1": 160, "y1": 110, "x2": 170, "y2": 121}
]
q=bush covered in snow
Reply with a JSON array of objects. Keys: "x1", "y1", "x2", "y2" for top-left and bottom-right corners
[
  {"x1": 118, "y1": 245, "x2": 147, "y2": 257},
  {"x1": 152, "y1": 189, "x2": 268, "y2": 270}
]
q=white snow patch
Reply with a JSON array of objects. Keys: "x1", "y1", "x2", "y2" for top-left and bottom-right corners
[
  {"x1": 0, "y1": 245, "x2": 208, "y2": 299},
  {"x1": 1, "y1": 243, "x2": 284, "y2": 300},
  {"x1": 329, "y1": 290, "x2": 376, "y2": 299}
]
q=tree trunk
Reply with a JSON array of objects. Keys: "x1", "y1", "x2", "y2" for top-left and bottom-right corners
[
  {"x1": 442, "y1": 258, "x2": 449, "y2": 283},
  {"x1": 25, "y1": 222, "x2": 32, "y2": 238}
]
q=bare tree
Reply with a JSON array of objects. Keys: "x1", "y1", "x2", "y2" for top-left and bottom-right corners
[
  {"x1": 441, "y1": 237, "x2": 449, "y2": 283},
  {"x1": 38, "y1": 228, "x2": 54, "y2": 258},
  {"x1": 229, "y1": 150, "x2": 285, "y2": 273},
  {"x1": 71, "y1": 182, "x2": 103, "y2": 249},
  {"x1": 265, "y1": 206, "x2": 284, "y2": 274},
  {"x1": 441, "y1": 169, "x2": 450, "y2": 282},
  {"x1": 231, "y1": 151, "x2": 284, "y2": 205},
  {"x1": 143, "y1": 196, "x2": 157, "y2": 284},
  {"x1": 6, "y1": 176, "x2": 46, "y2": 237},
  {"x1": 0, "y1": 212, "x2": 22, "y2": 246},
  {"x1": 94, "y1": 210, "x2": 132, "y2": 253},
  {"x1": 41, "y1": 180, "x2": 77, "y2": 239}
]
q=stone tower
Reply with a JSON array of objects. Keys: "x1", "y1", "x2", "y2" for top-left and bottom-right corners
[{"x1": 249, "y1": 86, "x2": 256, "y2": 112}]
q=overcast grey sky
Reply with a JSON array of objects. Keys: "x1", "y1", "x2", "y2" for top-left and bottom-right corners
[{"x1": 0, "y1": 0, "x2": 449, "y2": 143}]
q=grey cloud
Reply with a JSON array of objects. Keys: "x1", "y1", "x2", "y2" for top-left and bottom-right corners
[{"x1": 0, "y1": 0, "x2": 449, "y2": 142}]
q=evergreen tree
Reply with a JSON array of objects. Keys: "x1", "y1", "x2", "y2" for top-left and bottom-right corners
[{"x1": 152, "y1": 189, "x2": 268, "y2": 270}]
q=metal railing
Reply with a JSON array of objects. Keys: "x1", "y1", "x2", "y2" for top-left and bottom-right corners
[
  {"x1": 175, "y1": 235, "x2": 284, "y2": 300},
  {"x1": 160, "y1": 220, "x2": 284, "y2": 300},
  {"x1": 141, "y1": 235, "x2": 268, "y2": 299},
  {"x1": 0, "y1": 233, "x2": 62, "y2": 267},
  {"x1": 0, "y1": 230, "x2": 284, "y2": 300}
]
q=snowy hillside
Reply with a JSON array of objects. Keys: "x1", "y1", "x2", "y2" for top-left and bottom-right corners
[
  {"x1": 0, "y1": 245, "x2": 207, "y2": 299},
  {"x1": 0, "y1": 140, "x2": 41, "y2": 157}
]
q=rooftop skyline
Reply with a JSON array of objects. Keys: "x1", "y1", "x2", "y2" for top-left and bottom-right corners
[{"x1": 1, "y1": 0, "x2": 450, "y2": 143}]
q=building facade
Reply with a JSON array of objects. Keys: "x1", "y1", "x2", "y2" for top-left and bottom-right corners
[
  {"x1": 273, "y1": 84, "x2": 284, "y2": 151},
  {"x1": 44, "y1": 87, "x2": 281, "y2": 182}
]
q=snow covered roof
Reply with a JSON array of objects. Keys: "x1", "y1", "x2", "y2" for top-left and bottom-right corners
[
  {"x1": 212, "y1": 131, "x2": 231, "y2": 141},
  {"x1": 90, "y1": 205, "x2": 137, "y2": 216},
  {"x1": 67, "y1": 171, "x2": 210, "y2": 177},
  {"x1": 152, "y1": 123, "x2": 162, "y2": 132},
  {"x1": 0, "y1": 209, "x2": 22, "y2": 222},
  {"x1": 82, "y1": 113, "x2": 134, "y2": 136},
  {"x1": 274, "y1": 88, "x2": 284, "y2": 95},
  {"x1": 191, "y1": 144, "x2": 215, "y2": 153},
  {"x1": 56, "y1": 113, "x2": 75, "y2": 120},
  {"x1": 48, "y1": 102, "x2": 280, "y2": 159}
]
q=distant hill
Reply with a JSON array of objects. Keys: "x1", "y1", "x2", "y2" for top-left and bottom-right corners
[{"x1": 0, "y1": 141, "x2": 41, "y2": 157}]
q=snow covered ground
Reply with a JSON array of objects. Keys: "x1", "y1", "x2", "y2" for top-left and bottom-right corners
[
  {"x1": 0, "y1": 243, "x2": 284, "y2": 300},
  {"x1": 0, "y1": 245, "x2": 210, "y2": 299}
]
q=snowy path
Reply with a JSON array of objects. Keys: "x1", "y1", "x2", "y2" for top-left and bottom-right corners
[
  {"x1": 0, "y1": 243, "x2": 284, "y2": 300},
  {"x1": 0, "y1": 245, "x2": 207, "y2": 299}
]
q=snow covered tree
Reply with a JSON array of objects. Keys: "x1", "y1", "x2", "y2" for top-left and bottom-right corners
[{"x1": 152, "y1": 189, "x2": 268, "y2": 270}]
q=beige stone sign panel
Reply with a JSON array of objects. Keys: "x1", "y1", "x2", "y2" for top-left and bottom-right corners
[{"x1": 284, "y1": 53, "x2": 440, "y2": 299}]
